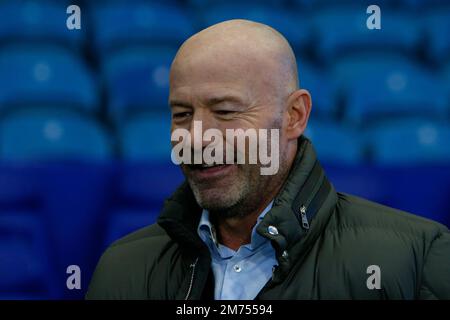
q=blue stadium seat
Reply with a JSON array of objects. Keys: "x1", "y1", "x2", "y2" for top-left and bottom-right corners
[
  {"x1": 103, "y1": 47, "x2": 176, "y2": 120},
  {"x1": 332, "y1": 53, "x2": 414, "y2": 89},
  {"x1": 104, "y1": 210, "x2": 159, "y2": 246},
  {"x1": 120, "y1": 112, "x2": 172, "y2": 163},
  {"x1": 0, "y1": 109, "x2": 112, "y2": 161},
  {"x1": 200, "y1": 3, "x2": 311, "y2": 51},
  {"x1": 91, "y1": 2, "x2": 195, "y2": 56},
  {"x1": 368, "y1": 119, "x2": 450, "y2": 164},
  {"x1": 0, "y1": 45, "x2": 98, "y2": 112},
  {"x1": 347, "y1": 70, "x2": 446, "y2": 125},
  {"x1": 304, "y1": 121, "x2": 365, "y2": 164},
  {"x1": 0, "y1": 213, "x2": 54, "y2": 299},
  {"x1": 311, "y1": 6, "x2": 421, "y2": 62},
  {"x1": 424, "y1": 7, "x2": 450, "y2": 63},
  {"x1": 0, "y1": 1, "x2": 84, "y2": 50},
  {"x1": 332, "y1": 53, "x2": 447, "y2": 124},
  {"x1": 298, "y1": 61, "x2": 337, "y2": 118}
]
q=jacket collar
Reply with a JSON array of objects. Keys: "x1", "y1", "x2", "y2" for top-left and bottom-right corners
[
  {"x1": 158, "y1": 136, "x2": 338, "y2": 277},
  {"x1": 255, "y1": 136, "x2": 338, "y2": 282}
]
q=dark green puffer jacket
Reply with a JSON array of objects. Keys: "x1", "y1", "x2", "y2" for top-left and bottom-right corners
[{"x1": 86, "y1": 137, "x2": 450, "y2": 300}]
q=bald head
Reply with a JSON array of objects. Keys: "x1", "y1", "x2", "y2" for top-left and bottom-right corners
[
  {"x1": 170, "y1": 19, "x2": 299, "y2": 106},
  {"x1": 169, "y1": 19, "x2": 312, "y2": 218}
]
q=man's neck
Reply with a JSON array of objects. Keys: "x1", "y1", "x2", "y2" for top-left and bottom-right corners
[{"x1": 213, "y1": 197, "x2": 274, "y2": 251}]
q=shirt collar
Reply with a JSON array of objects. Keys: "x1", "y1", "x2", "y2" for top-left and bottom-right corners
[{"x1": 197, "y1": 201, "x2": 274, "y2": 252}]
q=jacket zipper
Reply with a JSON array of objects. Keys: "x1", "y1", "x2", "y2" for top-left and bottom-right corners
[
  {"x1": 299, "y1": 173, "x2": 324, "y2": 230},
  {"x1": 300, "y1": 205, "x2": 310, "y2": 230},
  {"x1": 184, "y1": 257, "x2": 199, "y2": 300}
]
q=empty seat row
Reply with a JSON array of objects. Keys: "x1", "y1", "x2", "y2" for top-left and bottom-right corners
[
  {"x1": 0, "y1": 108, "x2": 172, "y2": 163},
  {"x1": 0, "y1": 109, "x2": 111, "y2": 162},
  {"x1": 1, "y1": 45, "x2": 450, "y2": 124},
  {"x1": 89, "y1": 2, "x2": 194, "y2": 57},
  {"x1": 1, "y1": 1, "x2": 450, "y2": 62},
  {"x1": 332, "y1": 53, "x2": 448, "y2": 124}
]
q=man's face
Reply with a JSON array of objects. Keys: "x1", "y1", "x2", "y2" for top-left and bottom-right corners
[{"x1": 169, "y1": 41, "x2": 290, "y2": 216}]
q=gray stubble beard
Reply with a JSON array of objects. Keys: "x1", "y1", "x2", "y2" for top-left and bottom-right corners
[{"x1": 186, "y1": 114, "x2": 289, "y2": 220}]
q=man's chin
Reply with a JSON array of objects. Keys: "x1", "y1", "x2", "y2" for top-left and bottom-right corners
[{"x1": 190, "y1": 185, "x2": 239, "y2": 211}]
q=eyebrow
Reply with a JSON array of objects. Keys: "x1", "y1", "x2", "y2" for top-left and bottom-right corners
[
  {"x1": 169, "y1": 100, "x2": 191, "y2": 109},
  {"x1": 169, "y1": 95, "x2": 245, "y2": 109},
  {"x1": 205, "y1": 95, "x2": 244, "y2": 107}
]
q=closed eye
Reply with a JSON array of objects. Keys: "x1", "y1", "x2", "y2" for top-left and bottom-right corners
[{"x1": 215, "y1": 110, "x2": 235, "y2": 116}]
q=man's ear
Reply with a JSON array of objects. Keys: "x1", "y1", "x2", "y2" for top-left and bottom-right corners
[{"x1": 285, "y1": 89, "x2": 312, "y2": 140}]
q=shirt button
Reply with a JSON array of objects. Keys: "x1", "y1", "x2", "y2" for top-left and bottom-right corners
[
  {"x1": 268, "y1": 225, "x2": 279, "y2": 236},
  {"x1": 233, "y1": 265, "x2": 242, "y2": 273}
]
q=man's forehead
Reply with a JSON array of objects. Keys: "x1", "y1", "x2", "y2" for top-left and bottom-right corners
[
  {"x1": 169, "y1": 45, "x2": 279, "y2": 102},
  {"x1": 170, "y1": 23, "x2": 284, "y2": 84},
  {"x1": 171, "y1": 44, "x2": 267, "y2": 81},
  {"x1": 169, "y1": 45, "x2": 264, "y2": 101}
]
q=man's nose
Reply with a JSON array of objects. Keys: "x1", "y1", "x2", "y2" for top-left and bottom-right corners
[{"x1": 189, "y1": 111, "x2": 218, "y2": 149}]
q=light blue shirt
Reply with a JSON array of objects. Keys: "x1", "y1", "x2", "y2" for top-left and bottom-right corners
[{"x1": 197, "y1": 202, "x2": 278, "y2": 300}]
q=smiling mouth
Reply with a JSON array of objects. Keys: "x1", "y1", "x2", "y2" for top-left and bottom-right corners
[
  {"x1": 184, "y1": 162, "x2": 236, "y2": 180},
  {"x1": 188, "y1": 163, "x2": 229, "y2": 171}
]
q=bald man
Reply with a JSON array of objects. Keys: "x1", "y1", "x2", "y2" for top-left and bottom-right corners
[{"x1": 87, "y1": 20, "x2": 450, "y2": 300}]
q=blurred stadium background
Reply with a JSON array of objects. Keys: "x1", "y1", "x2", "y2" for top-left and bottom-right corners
[{"x1": 0, "y1": 0, "x2": 449, "y2": 299}]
